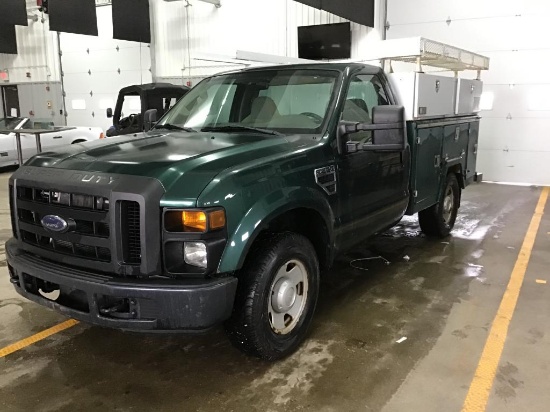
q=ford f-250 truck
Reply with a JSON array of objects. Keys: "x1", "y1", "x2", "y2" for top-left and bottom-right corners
[{"x1": 6, "y1": 43, "x2": 488, "y2": 360}]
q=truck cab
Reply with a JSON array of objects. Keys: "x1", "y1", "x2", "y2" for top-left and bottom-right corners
[{"x1": 6, "y1": 40, "x2": 488, "y2": 361}]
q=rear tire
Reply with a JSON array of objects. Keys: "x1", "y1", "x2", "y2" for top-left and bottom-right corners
[
  {"x1": 225, "y1": 232, "x2": 320, "y2": 361},
  {"x1": 419, "y1": 173, "x2": 460, "y2": 237},
  {"x1": 71, "y1": 139, "x2": 87, "y2": 144}
]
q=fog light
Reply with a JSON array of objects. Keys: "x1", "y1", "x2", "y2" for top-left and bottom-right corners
[{"x1": 184, "y1": 242, "x2": 207, "y2": 268}]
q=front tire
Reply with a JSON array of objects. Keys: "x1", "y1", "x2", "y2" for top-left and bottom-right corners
[
  {"x1": 419, "y1": 173, "x2": 460, "y2": 237},
  {"x1": 225, "y1": 232, "x2": 320, "y2": 360}
]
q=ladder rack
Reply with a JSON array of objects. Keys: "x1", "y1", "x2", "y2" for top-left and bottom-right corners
[{"x1": 357, "y1": 37, "x2": 490, "y2": 76}]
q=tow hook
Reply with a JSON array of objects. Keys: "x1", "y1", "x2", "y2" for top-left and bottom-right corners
[{"x1": 99, "y1": 298, "x2": 138, "y2": 319}]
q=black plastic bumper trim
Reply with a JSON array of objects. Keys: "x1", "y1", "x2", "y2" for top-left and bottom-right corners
[{"x1": 6, "y1": 239, "x2": 238, "y2": 332}]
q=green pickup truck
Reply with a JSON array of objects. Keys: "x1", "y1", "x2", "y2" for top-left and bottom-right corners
[{"x1": 6, "y1": 63, "x2": 482, "y2": 360}]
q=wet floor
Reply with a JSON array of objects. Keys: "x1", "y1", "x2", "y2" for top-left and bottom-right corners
[{"x1": 0, "y1": 170, "x2": 548, "y2": 412}]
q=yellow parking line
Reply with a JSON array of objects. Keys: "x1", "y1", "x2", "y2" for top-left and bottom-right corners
[
  {"x1": 0, "y1": 319, "x2": 79, "y2": 358},
  {"x1": 536, "y1": 279, "x2": 547, "y2": 284},
  {"x1": 462, "y1": 186, "x2": 549, "y2": 412}
]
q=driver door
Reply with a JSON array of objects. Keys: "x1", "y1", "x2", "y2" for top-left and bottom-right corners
[{"x1": 337, "y1": 73, "x2": 407, "y2": 247}]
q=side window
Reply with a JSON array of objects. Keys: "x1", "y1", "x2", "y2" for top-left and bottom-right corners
[
  {"x1": 121, "y1": 95, "x2": 141, "y2": 119},
  {"x1": 341, "y1": 75, "x2": 389, "y2": 143},
  {"x1": 163, "y1": 97, "x2": 178, "y2": 112}
]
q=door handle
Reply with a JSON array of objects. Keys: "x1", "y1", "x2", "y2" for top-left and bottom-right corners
[{"x1": 53, "y1": 135, "x2": 63, "y2": 139}]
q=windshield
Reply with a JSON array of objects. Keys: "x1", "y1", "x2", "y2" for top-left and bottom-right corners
[
  {"x1": 156, "y1": 69, "x2": 339, "y2": 135},
  {"x1": 0, "y1": 117, "x2": 24, "y2": 134}
]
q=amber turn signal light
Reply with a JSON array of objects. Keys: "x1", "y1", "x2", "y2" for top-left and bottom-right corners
[{"x1": 209, "y1": 210, "x2": 226, "y2": 230}]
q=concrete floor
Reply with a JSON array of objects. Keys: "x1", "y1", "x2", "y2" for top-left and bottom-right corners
[{"x1": 0, "y1": 170, "x2": 548, "y2": 412}]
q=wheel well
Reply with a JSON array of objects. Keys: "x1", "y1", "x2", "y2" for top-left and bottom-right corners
[
  {"x1": 71, "y1": 139, "x2": 87, "y2": 144},
  {"x1": 259, "y1": 208, "x2": 331, "y2": 271},
  {"x1": 446, "y1": 164, "x2": 463, "y2": 206},
  {"x1": 447, "y1": 164, "x2": 465, "y2": 189}
]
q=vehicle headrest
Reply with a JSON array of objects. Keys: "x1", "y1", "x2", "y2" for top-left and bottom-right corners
[{"x1": 249, "y1": 96, "x2": 279, "y2": 121}]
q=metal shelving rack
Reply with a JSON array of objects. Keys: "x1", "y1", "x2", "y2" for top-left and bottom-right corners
[{"x1": 359, "y1": 37, "x2": 490, "y2": 79}]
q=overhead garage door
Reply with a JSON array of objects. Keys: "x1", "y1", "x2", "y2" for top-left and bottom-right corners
[
  {"x1": 60, "y1": 5, "x2": 152, "y2": 131},
  {"x1": 386, "y1": 0, "x2": 550, "y2": 185}
]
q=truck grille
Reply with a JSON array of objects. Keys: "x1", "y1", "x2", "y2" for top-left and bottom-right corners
[
  {"x1": 16, "y1": 185, "x2": 113, "y2": 264},
  {"x1": 121, "y1": 201, "x2": 141, "y2": 265},
  {"x1": 9, "y1": 185, "x2": 17, "y2": 238},
  {"x1": 20, "y1": 229, "x2": 112, "y2": 262}
]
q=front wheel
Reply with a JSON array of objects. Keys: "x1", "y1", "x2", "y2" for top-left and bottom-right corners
[
  {"x1": 225, "y1": 232, "x2": 320, "y2": 360},
  {"x1": 419, "y1": 173, "x2": 460, "y2": 237}
]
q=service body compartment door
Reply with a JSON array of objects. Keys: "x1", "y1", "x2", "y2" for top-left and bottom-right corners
[
  {"x1": 409, "y1": 122, "x2": 444, "y2": 213},
  {"x1": 456, "y1": 79, "x2": 483, "y2": 115},
  {"x1": 415, "y1": 74, "x2": 457, "y2": 119},
  {"x1": 443, "y1": 123, "x2": 469, "y2": 166}
]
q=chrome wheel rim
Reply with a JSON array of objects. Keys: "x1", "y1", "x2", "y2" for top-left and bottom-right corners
[
  {"x1": 268, "y1": 259, "x2": 309, "y2": 335},
  {"x1": 442, "y1": 185, "x2": 454, "y2": 223}
]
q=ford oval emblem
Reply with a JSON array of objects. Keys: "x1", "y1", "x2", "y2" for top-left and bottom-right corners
[{"x1": 41, "y1": 215, "x2": 68, "y2": 233}]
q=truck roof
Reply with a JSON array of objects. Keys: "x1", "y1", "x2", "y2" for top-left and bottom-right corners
[
  {"x1": 223, "y1": 62, "x2": 382, "y2": 75},
  {"x1": 119, "y1": 83, "x2": 190, "y2": 95}
]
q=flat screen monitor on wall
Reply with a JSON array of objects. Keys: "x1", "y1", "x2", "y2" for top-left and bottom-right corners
[
  {"x1": 298, "y1": 22, "x2": 351, "y2": 60},
  {"x1": 49, "y1": 0, "x2": 98, "y2": 36}
]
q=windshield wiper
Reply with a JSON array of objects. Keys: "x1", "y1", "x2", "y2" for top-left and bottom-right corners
[
  {"x1": 154, "y1": 123, "x2": 197, "y2": 133},
  {"x1": 201, "y1": 125, "x2": 283, "y2": 136}
]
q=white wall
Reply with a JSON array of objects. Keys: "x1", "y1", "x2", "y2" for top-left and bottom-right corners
[
  {"x1": 60, "y1": 5, "x2": 152, "y2": 130},
  {"x1": 3, "y1": 0, "x2": 385, "y2": 130},
  {"x1": 0, "y1": 1, "x2": 60, "y2": 84},
  {"x1": 386, "y1": 0, "x2": 550, "y2": 185},
  {"x1": 151, "y1": 0, "x2": 385, "y2": 80}
]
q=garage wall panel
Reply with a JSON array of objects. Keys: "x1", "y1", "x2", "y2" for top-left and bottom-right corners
[
  {"x1": 481, "y1": 85, "x2": 550, "y2": 120},
  {"x1": 151, "y1": 0, "x2": 385, "y2": 79},
  {"x1": 478, "y1": 118, "x2": 550, "y2": 153},
  {"x1": 480, "y1": 50, "x2": 550, "y2": 86},
  {"x1": 389, "y1": 0, "x2": 550, "y2": 25},
  {"x1": 387, "y1": 0, "x2": 550, "y2": 184},
  {"x1": 477, "y1": 149, "x2": 550, "y2": 186},
  {"x1": 0, "y1": 1, "x2": 60, "y2": 84}
]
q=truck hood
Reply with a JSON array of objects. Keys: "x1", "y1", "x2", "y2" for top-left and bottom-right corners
[{"x1": 25, "y1": 131, "x2": 312, "y2": 200}]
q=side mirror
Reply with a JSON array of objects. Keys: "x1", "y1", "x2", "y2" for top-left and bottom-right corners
[
  {"x1": 143, "y1": 109, "x2": 158, "y2": 132},
  {"x1": 342, "y1": 106, "x2": 406, "y2": 153},
  {"x1": 106, "y1": 108, "x2": 113, "y2": 118}
]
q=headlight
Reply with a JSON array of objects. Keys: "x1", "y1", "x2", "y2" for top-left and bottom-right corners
[
  {"x1": 184, "y1": 242, "x2": 207, "y2": 268},
  {"x1": 165, "y1": 209, "x2": 226, "y2": 232}
]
